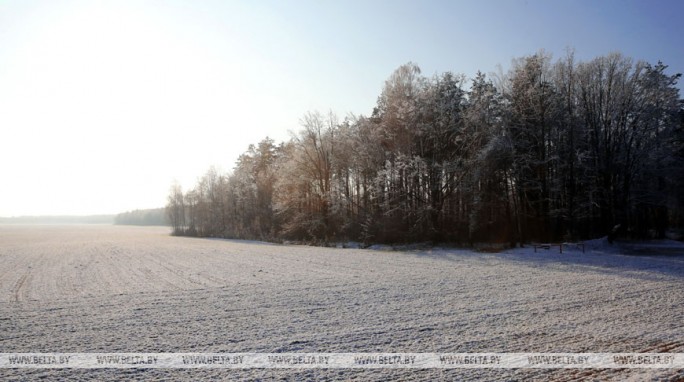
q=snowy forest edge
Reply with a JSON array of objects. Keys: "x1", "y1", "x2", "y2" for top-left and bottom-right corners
[{"x1": 166, "y1": 51, "x2": 684, "y2": 247}]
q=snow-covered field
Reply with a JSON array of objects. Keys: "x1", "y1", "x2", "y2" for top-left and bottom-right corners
[{"x1": 1, "y1": 225, "x2": 683, "y2": 381}]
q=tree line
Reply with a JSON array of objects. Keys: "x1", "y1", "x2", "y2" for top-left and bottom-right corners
[
  {"x1": 114, "y1": 208, "x2": 168, "y2": 226},
  {"x1": 167, "y1": 51, "x2": 683, "y2": 245}
]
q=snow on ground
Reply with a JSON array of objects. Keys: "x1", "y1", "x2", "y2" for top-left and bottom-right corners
[{"x1": 1, "y1": 225, "x2": 683, "y2": 381}]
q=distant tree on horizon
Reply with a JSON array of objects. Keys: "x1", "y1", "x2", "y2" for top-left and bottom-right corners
[{"x1": 115, "y1": 208, "x2": 168, "y2": 226}]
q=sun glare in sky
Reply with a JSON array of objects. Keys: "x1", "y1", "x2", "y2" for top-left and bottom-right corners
[
  {"x1": 0, "y1": 0, "x2": 682, "y2": 216},
  {"x1": 1, "y1": 1, "x2": 297, "y2": 216}
]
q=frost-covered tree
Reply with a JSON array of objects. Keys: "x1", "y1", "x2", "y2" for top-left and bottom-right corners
[
  {"x1": 507, "y1": 51, "x2": 558, "y2": 241},
  {"x1": 463, "y1": 71, "x2": 511, "y2": 243},
  {"x1": 166, "y1": 182, "x2": 186, "y2": 235},
  {"x1": 274, "y1": 112, "x2": 339, "y2": 241},
  {"x1": 627, "y1": 62, "x2": 682, "y2": 237}
]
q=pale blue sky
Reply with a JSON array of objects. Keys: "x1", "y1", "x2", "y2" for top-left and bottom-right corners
[{"x1": 0, "y1": 0, "x2": 682, "y2": 216}]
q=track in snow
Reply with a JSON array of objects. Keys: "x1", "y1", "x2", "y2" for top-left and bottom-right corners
[{"x1": 1, "y1": 225, "x2": 683, "y2": 381}]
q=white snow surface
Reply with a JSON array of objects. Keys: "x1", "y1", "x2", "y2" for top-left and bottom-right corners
[{"x1": 1, "y1": 225, "x2": 683, "y2": 381}]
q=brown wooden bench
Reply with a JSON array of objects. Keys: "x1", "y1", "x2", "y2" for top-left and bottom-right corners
[{"x1": 533, "y1": 243, "x2": 585, "y2": 253}]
